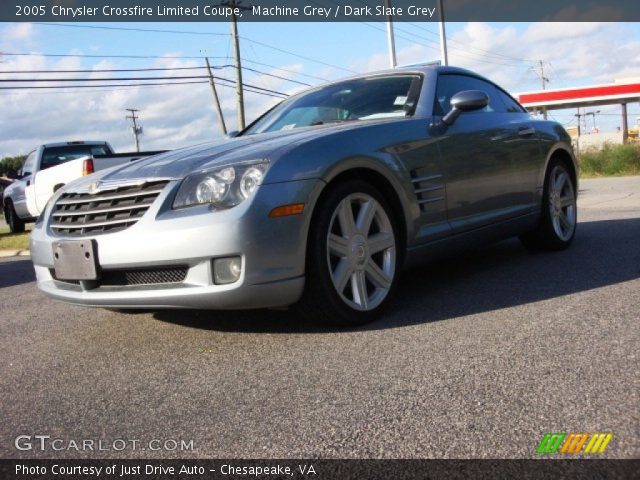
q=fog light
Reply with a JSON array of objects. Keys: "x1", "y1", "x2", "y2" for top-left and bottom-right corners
[{"x1": 213, "y1": 257, "x2": 242, "y2": 284}]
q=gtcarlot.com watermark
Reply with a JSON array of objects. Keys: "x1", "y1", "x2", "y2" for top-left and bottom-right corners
[{"x1": 15, "y1": 435, "x2": 194, "y2": 452}]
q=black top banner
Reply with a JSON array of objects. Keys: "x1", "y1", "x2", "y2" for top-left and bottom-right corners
[{"x1": 3, "y1": 0, "x2": 640, "y2": 22}]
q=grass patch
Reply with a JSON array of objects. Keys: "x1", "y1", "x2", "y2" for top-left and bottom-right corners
[
  {"x1": 579, "y1": 143, "x2": 640, "y2": 177},
  {"x1": 0, "y1": 225, "x2": 31, "y2": 251}
]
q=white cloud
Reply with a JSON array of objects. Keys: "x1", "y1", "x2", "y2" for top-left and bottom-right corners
[
  {"x1": 1, "y1": 23, "x2": 35, "y2": 42},
  {"x1": 1, "y1": 22, "x2": 639, "y2": 157},
  {"x1": 0, "y1": 51, "x2": 301, "y2": 157}
]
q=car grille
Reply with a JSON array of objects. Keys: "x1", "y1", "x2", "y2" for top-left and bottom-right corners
[
  {"x1": 50, "y1": 265, "x2": 188, "y2": 287},
  {"x1": 50, "y1": 181, "x2": 169, "y2": 236},
  {"x1": 100, "y1": 266, "x2": 188, "y2": 286}
]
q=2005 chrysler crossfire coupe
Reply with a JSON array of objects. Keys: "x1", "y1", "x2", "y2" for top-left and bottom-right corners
[{"x1": 31, "y1": 65, "x2": 578, "y2": 326}]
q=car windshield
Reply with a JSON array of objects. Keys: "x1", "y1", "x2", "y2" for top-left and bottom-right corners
[
  {"x1": 41, "y1": 145, "x2": 112, "y2": 170},
  {"x1": 244, "y1": 74, "x2": 422, "y2": 135}
]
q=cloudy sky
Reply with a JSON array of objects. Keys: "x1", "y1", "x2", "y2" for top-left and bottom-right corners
[{"x1": 1, "y1": 21, "x2": 639, "y2": 158}]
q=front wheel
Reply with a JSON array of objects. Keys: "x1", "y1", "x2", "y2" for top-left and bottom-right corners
[
  {"x1": 5, "y1": 201, "x2": 26, "y2": 234},
  {"x1": 520, "y1": 160, "x2": 577, "y2": 251},
  {"x1": 297, "y1": 180, "x2": 401, "y2": 327}
]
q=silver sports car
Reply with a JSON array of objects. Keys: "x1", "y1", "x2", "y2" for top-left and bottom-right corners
[{"x1": 30, "y1": 65, "x2": 578, "y2": 326}]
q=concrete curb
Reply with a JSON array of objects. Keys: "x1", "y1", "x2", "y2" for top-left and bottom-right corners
[{"x1": 0, "y1": 249, "x2": 30, "y2": 258}]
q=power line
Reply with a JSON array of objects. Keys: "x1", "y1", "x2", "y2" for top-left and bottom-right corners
[
  {"x1": 359, "y1": 21, "x2": 519, "y2": 68},
  {"x1": 0, "y1": 75, "x2": 212, "y2": 82},
  {"x1": 336, "y1": 0, "x2": 528, "y2": 67},
  {"x1": 0, "y1": 66, "x2": 211, "y2": 73},
  {"x1": 0, "y1": 81, "x2": 287, "y2": 99},
  {"x1": 0, "y1": 80, "x2": 209, "y2": 89},
  {"x1": 31, "y1": 21, "x2": 356, "y2": 74},
  {"x1": 0, "y1": 76, "x2": 289, "y2": 98},
  {"x1": 36, "y1": 22, "x2": 229, "y2": 37},
  {"x1": 0, "y1": 63, "x2": 312, "y2": 87},
  {"x1": 2, "y1": 52, "x2": 214, "y2": 60},
  {"x1": 404, "y1": 22, "x2": 533, "y2": 63},
  {"x1": 2, "y1": 52, "x2": 326, "y2": 84}
]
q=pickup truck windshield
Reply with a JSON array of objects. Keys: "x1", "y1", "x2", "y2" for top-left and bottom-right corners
[
  {"x1": 41, "y1": 145, "x2": 112, "y2": 170},
  {"x1": 245, "y1": 74, "x2": 422, "y2": 135}
]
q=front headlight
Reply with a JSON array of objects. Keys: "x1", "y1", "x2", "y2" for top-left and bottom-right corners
[{"x1": 173, "y1": 160, "x2": 269, "y2": 210}]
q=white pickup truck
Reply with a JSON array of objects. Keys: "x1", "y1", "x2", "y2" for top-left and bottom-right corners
[{"x1": 3, "y1": 141, "x2": 164, "y2": 232}]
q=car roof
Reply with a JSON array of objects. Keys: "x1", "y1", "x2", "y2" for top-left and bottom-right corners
[
  {"x1": 324, "y1": 64, "x2": 491, "y2": 84},
  {"x1": 41, "y1": 141, "x2": 110, "y2": 148}
]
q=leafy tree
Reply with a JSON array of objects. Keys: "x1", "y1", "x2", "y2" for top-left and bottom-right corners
[{"x1": 0, "y1": 155, "x2": 26, "y2": 178}]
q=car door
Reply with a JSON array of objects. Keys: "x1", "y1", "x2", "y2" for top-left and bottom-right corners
[
  {"x1": 11, "y1": 150, "x2": 36, "y2": 218},
  {"x1": 496, "y1": 89, "x2": 544, "y2": 212},
  {"x1": 432, "y1": 74, "x2": 537, "y2": 233}
]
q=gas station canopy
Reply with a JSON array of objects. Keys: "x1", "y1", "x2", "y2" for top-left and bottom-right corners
[{"x1": 517, "y1": 79, "x2": 640, "y2": 111}]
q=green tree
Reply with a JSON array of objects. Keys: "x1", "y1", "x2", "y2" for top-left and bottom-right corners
[{"x1": 0, "y1": 155, "x2": 26, "y2": 178}]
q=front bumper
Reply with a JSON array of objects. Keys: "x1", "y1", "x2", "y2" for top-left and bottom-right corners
[{"x1": 30, "y1": 179, "x2": 320, "y2": 309}]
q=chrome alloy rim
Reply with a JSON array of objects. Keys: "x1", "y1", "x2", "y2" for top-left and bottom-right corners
[
  {"x1": 326, "y1": 193, "x2": 396, "y2": 311},
  {"x1": 548, "y1": 166, "x2": 576, "y2": 241}
]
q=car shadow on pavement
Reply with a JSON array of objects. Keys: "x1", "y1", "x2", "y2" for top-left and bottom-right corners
[
  {"x1": 0, "y1": 259, "x2": 34, "y2": 289},
  {"x1": 154, "y1": 216, "x2": 640, "y2": 333}
]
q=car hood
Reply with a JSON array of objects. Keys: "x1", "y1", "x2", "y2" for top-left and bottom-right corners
[{"x1": 97, "y1": 124, "x2": 362, "y2": 183}]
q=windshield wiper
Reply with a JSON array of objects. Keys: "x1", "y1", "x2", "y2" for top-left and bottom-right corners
[{"x1": 310, "y1": 119, "x2": 358, "y2": 126}]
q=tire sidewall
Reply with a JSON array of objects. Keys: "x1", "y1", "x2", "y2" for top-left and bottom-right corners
[{"x1": 541, "y1": 161, "x2": 577, "y2": 248}]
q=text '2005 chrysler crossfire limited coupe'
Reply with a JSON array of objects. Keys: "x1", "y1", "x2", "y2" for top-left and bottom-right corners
[{"x1": 31, "y1": 65, "x2": 578, "y2": 326}]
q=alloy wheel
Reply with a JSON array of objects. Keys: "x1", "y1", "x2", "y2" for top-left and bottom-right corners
[
  {"x1": 326, "y1": 193, "x2": 396, "y2": 311},
  {"x1": 548, "y1": 166, "x2": 576, "y2": 242}
]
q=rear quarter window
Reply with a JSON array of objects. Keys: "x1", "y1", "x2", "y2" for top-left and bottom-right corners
[{"x1": 41, "y1": 145, "x2": 110, "y2": 170}]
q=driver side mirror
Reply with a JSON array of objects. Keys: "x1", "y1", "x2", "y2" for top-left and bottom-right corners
[
  {"x1": 226, "y1": 130, "x2": 240, "y2": 139},
  {"x1": 442, "y1": 90, "x2": 489, "y2": 126}
]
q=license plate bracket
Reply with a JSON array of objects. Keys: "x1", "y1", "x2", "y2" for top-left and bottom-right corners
[{"x1": 52, "y1": 240, "x2": 99, "y2": 281}]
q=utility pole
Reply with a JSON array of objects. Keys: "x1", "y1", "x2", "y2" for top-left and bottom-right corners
[
  {"x1": 205, "y1": 58, "x2": 227, "y2": 135},
  {"x1": 223, "y1": 0, "x2": 251, "y2": 131},
  {"x1": 384, "y1": 0, "x2": 397, "y2": 68},
  {"x1": 437, "y1": 0, "x2": 448, "y2": 66},
  {"x1": 125, "y1": 108, "x2": 142, "y2": 152},
  {"x1": 621, "y1": 103, "x2": 629, "y2": 144},
  {"x1": 531, "y1": 60, "x2": 550, "y2": 119},
  {"x1": 575, "y1": 109, "x2": 585, "y2": 136}
]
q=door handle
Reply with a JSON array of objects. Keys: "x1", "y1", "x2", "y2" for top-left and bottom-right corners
[
  {"x1": 518, "y1": 126, "x2": 536, "y2": 137},
  {"x1": 26, "y1": 180, "x2": 31, "y2": 186}
]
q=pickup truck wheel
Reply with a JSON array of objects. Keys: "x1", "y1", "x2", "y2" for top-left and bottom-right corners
[
  {"x1": 297, "y1": 180, "x2": 400, "y2": 327},
  {"x1": 520, "y1": 160, "x2": 577, "y2": 251},
  {"x1": 5, "y1": 201, "x2": 26, "y2": 233}
]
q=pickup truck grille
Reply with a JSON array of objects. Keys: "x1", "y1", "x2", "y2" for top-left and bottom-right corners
[{"x1": 50, "y1": 181, "x2": 169, "y2": 236}]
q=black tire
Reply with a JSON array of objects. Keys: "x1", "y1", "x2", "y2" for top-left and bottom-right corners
[
  {"x1": 5, "y1": 201, "x2": 26, "y2": 234},
  {"x1": 520, "y1": 159, "x2": 577, "y2": 251},
  {"x1": 296, "y1": 179, "x2": 402, "y2": 327}
]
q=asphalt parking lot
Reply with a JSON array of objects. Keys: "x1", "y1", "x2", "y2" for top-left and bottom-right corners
[{"x1": 0, "y1": 176, "x2": 638, "y2": 459}]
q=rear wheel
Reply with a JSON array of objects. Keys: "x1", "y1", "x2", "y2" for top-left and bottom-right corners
[
  {"x1": 5, "y1": 201, "x2": 26, "y2": 234},
  {"x1": 297, "y1": 180, "x2": 400, "y2": 326},
  {"x1": 520, "y1": 160, "x2": 577, "y2": 251}
]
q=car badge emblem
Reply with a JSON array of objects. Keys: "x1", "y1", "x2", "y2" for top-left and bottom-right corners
[{"x1": 88, "y1": 182, "x2": 100, "y2": 194}]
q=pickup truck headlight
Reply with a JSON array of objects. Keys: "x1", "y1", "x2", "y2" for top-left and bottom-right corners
[{"x1": 173, "y1": 161, "x2": 269, "y2": 210}]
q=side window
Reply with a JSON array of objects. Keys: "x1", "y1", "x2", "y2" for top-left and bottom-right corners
[
  {"x1": 21, "y1": 151, "x2": 36, "y2": 177},
  {"x1": 433, "y1": 74, "x2": 507, "y2": 116},
  {"x1": 499, "y1": 90, "x2": 526, "y2": 113}
]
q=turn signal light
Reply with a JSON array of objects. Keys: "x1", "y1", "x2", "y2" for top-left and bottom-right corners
[
  {"x1": 269, "y1": 203, "x2": 305, "y2": 218},
  {"x1": 82, "y1": 158, "x2": 94, "y2": 176}
]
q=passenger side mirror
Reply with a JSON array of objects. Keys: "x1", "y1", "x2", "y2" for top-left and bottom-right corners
[
  {"x1": 442, "y1": 90, "x2": 489, "y2": 125},
  {"x1": 226, "y1": 130, "x2": 240, "y2": 139}
]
